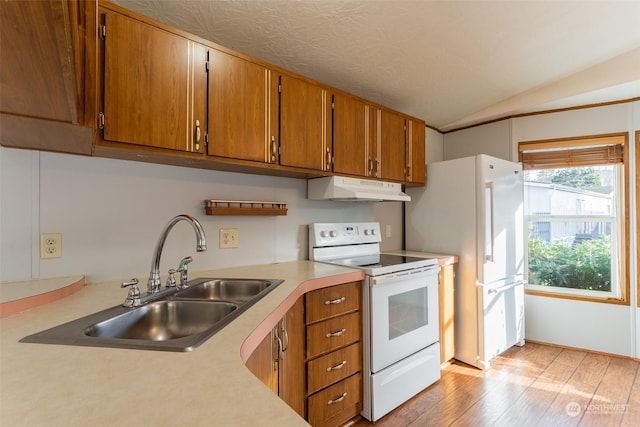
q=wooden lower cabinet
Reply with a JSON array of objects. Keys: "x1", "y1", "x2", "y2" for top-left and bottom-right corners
[
  {"x1": 245, "y1": 328, "x2": 278, "y2": 394},
  {"x1": 244, "y1": 299, "x2": 305, "y2": 417},
  {"x1": 305, "y1": 282, "x2": 362, "y2": 427},
  {"x1": 307, "y1": 372, "x2": 362, "y2": 427},
  {"x1": 245, "y1": 281, "x2": 363, "y2": 426},
  {"x1": 278, "y1": 298, "x2": 306, "y2": 417},
  {"x1": 439, "y1": 264, "x2": 456, "y2": 364}
]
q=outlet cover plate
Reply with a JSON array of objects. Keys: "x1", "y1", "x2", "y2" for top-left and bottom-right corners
[
  {"x1": 40, "y1": 233, "x2": 62, "y2": 259},
  {"x1": 219, "y1": 228, "x2": 239, "y2": 249}
]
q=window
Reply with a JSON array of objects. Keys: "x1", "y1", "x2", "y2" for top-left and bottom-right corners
[{"x1": 519, "y1": 133, "x2": 629, "y2": 304}]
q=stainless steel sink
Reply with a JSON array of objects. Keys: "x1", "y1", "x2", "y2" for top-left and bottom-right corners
[
  {"x1": 174, "y1": 278, "x2": 275, "y2": 303},
  {"x1": 21, "y1": 277, "x2": 283, "y2": 352},
  {"x1": 85, "y1": 300, "x2": 237, "y2": 341}
]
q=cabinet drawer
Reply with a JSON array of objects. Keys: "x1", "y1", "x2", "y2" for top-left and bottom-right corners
[
  {"x1": 308, "y1": 373, "x2": 362, "y2": 427},
  {"x1": 307, "y1": 342, "x2": 362, "y2": 395},
  {"x1": 306, "y1": 281, "x2": 361, "y2": 324},
  {"x1": 306, "y1": 311, "x2": 360, "y2": 359}
]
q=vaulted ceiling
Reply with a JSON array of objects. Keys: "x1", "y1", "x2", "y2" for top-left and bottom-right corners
[{"x1": 112, "y1": 0, "x2": 640, "y2": 132}]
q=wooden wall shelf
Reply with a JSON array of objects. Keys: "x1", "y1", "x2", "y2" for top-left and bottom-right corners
[{"x1": 205, "y1": 200, "x2": 288, "y2": 216}]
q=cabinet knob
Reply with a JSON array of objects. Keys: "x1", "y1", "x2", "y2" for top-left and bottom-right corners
[
  {"x1": 270, "y1": 137, "x2": 277, "y2": 162},
  {"x1": 327, "y1": 392, "x2": 347, "y2": 405},
  {"x1": 325, "y1": 147, "x2": 332, "y2": 171},
  {"x1": 325, "y1": 328, "x2": 346, "y2": 338},
  {"x1": 326, "y1": 360, "x2": 347, "y2": 372},
  {"x1": 324, "y1": 296, "x2": 346, "y2": 305},
  {"x1": 194, "y1": 120, "x2": 201, "y2": 151}
]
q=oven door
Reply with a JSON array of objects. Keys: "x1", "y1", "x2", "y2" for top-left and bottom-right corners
[{"x1": 369, "y1": 266, "x2": 439, "y2": 372}]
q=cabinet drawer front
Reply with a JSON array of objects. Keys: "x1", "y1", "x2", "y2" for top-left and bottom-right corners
[
  {"x1": 306, "y1": 281, "x2": 361, "y2": 324},
  {"x1": 306, "y1": 312, "x2": 360, "y2": 359},
  {"x1": 308, "y1": 373, "x2": 362, "y2": 427},
  {"x1": 307, "y1": 342, "x2": 362, "y2": 395}
]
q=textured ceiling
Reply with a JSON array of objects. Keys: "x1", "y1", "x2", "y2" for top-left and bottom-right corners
[{"x1": 111, "y1": 0, "x2": 640, "y2": 132}]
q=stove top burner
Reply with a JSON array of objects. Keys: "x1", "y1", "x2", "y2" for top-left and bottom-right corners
[
  {"x1": 308, "y1": 223, "x2": 438, "y2": 276},
  {"x1": 336, "y1": 254, "x2": 430, "y2": 268},
  {"x1": 324, "y1": 253, "x2": 437, "y2": 276}
]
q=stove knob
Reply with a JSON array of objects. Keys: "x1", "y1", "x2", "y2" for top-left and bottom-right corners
[
  {"x1": 364, "y1": 229, "x2": 370, "y2": 236},
  {"x1": 320, "y1": 231, "x2": 329, "y2": 238},
  {"x1": 371, "y1": 228, "x2": 377, "y2": 236},
  {"x1": 330, "y1": 230, "x2": 338, "y2": 238}
]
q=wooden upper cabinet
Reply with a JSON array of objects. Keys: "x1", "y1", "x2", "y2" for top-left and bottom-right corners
[
  {"x1": 279, "y1": 75, "x2": 330, "y2": 171},
  {"x1": 208, "y1": 50, "x2": 278, "y2": 163},
  {"x1": 377, "y1": 108, "x2": 406, "y2": 182},
  {"x1": 332, "y1": 93, "x2": 371, "y2": 177},
  {"x1": 406, "y1": 119, "x2": 426, "y2": 184},
  {"x1": 100, "y1": 8, "x2": 206, "y2": 152},
  {"x1": 1, "y1": 0, "x2": 81, "y2": 123},
  {"x1": 0, "y1": 0, "x2": 95, "y2": 154}
]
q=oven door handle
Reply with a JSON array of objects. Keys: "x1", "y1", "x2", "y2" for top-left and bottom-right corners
[{"x1": 371, "y1": 265, "x2": 439, "y2": 286}]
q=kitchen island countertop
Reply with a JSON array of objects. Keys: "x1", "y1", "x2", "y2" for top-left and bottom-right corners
[{"x1": 0, "y1": 261, "x2": 363, "y2": 427}]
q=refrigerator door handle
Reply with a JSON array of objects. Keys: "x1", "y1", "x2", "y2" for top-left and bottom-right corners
[
  {"x1": 476, "y1": 280, "x2": 526, "y2": 294},
  {"x1": 484, "y1": 182, "x2": 495, "y2": 262}
]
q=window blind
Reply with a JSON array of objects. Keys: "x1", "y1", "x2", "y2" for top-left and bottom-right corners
[{"x1": 518, "y1": 134, "x2": 626, "y2": 170}]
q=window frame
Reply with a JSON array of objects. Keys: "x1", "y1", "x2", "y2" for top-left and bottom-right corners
[{"x1": 518, "y1": 132, "x2": 630, "y2": 305}]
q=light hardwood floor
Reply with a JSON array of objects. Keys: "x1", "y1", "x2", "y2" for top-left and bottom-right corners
[{"x1": 352, "y1": 342, "x2": 639, "y2": 427}]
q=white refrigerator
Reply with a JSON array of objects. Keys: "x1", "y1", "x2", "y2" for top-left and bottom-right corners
[{"x1": 405, "y1": 154, "x2": 525, "y2": 370}]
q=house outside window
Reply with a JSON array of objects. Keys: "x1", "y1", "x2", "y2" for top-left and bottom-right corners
[{"x1": 518, "y1": 133, "x2": 629, "y2": 304}]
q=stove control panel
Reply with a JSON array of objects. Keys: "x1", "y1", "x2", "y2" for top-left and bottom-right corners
[{"x1": 309, "y1": 222, "x2": 381, "y2": 248}]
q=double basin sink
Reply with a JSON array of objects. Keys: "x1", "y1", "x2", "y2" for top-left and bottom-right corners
[{"x1": 21, "y1": 278, "x2": 283, "y2": 352}]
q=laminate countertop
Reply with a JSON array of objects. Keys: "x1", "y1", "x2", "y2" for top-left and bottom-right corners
[{"x1": 0, "y1": 261, "x2": 364, "y2": 427}]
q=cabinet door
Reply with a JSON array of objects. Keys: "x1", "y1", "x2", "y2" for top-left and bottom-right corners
[
  {"x1": 0, "y1": 0, "x2": 95, "y2": 154},
  {"x1": 1, "y1": 1, "x2": 81, "y2": 123},
  {"x1": 406, "y1": 119, "x2": 426, "y2": 184},
  {"x1": 278, "y1": 298, "x2": 306, "y2": 418},
  {"x1": 208, "y1": 50, "x2": 277, "y2": 162},
  {"x1": 332, "y1": 93, "x2": 370, "y2": 176},
  {"x1": 377, "y1": 109, "x2": 406, "y2": 181},
  {"x1": 101, "y1": 10, "x2": 206, "y2": 152},
  {"x1": 279, "y1": 75, "x2": 330, "y2": 171},
  {"x1": 245, "y1": 329, "x2": 278, "y2": 394}
]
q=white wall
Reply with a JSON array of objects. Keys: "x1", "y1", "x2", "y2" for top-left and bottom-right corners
[
  {"x1": 426, "y1": 127, "x2": 444, "y2": 164},
  {"x1": 443, "y1": 119, "x2": 512, "y2": 161},
  {"x1": 441, "y1": 101, "x2": 638, "y2": 357},
  {"x1": 0, "y1": 148, "x2": 401, "y2": 284}
]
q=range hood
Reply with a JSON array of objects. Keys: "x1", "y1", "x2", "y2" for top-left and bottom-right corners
[{"x1": 308, "y1": 176, "x2": 410, "y2": 202}]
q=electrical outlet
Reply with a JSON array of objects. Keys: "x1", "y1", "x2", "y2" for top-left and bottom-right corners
[
  {"x1": 40, "y1": 233, "x2": 62, "y2": 259},
  {"x1": 385, "y1": 224, "x2": 392, "y2": 238},
  {"x1": 219, "y1": 228, "x2": 239, "y2": 249}
]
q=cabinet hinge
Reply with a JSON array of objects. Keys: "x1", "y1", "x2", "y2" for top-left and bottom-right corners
[
  {"x1": 204, "y1": 133, "x2": 209, "y2": 146},
  {"x1": 205, "y1": 61, "x2": 209, "y2": 72},
  {"x1": 278, "y1": 84, "x2": 282, "y2": 93},
  {"x1": 99, "y1": 25, "x2": 106, "y2": 40},
  {"x1": 98, "y1": 113, "x2": 105, "y2": 129}
]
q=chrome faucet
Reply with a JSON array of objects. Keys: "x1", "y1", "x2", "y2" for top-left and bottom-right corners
[{"x1": 147, "y1": 214, "x2": 207, "y2": 293}]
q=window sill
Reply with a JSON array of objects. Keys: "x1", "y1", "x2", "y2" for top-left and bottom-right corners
[{"x1": 525, "y1": 288, "x2": 629, "y2": 305}]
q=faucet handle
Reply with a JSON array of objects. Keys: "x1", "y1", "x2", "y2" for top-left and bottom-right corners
[
  {"x1": 121, "y1": 278, "x2": 141, "y2": 307},
  {"x1": 166, "y1": 269, "x2": 177, "y2": 288},
  {"x1": 177, "y1": 256, "x2": 193, "y2": 288}
]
